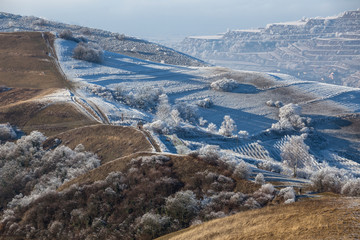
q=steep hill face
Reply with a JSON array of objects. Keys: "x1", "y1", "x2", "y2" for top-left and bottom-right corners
[
  {"x1": 176, "y1": 10, "x2": 360, "y2": 87},
  {"x1": 0, "y1": 12, "x2": 205, "y2": 67}
]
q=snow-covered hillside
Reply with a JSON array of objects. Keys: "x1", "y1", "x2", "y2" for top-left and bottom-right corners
[
  {"x1": 0, "y1": 12, "x2": 205, "y2": 67},
  {"x1": 54, "y1": 37, "x2": 360, "y2": 178},
  {"x1": 175, "y1": 9, "x2": 360, "y2": 87}
]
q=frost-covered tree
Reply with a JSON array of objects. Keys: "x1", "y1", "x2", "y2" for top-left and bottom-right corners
[
  {"x1": 310, "y1": 167, "x2": 348, "y2": 193},
  {"x1": 165, "y1": 190, "x2": 199, "y2": 226},
  {"x1": 197, "y1": 98, "x2": 213, "y2": 108},
  {"x1": 199, "y1": 117, "x2": 208, "y2": 126},
  {"x1": 255, "y1": 173, "x2": 265, "y2": 185},
  {"x1": 219, "y1": 115, "x2": 237, "y2": 137},
  {"x1": 73, "y1": 42, "x2": 104, "y2": 63},
  {"x1": 271, "y1": 103, "x2": 309, "y2": 131},
  {"x1": 135, "y1": 213, "x2": 171, "y2": 239},
  {"x1": 279, "y1": 187, "x2": 296, "y2": 204},
  {"x1": 207, "y1": 123, "x2": 217, "y2": 133},
  {"x1": 174, "y1": 102, "x2": 198, "y2": 122},
  {"x1": 0, "y1": 123, "x2": 17, "y2": 141},
  {"x1": 210, "y1": 78, "x2": 238, "y2": 92},
  {"x1": 341, "y1": 178, "x2": 360, "y2": 196},
  {"x1": 281, "y1": 135, "x2": 313, "y2": 177},
  {"x1": 233, "y1": 161, "x2": 252, "y2": 180}
]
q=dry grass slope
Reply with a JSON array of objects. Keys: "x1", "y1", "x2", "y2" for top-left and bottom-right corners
[
  {"x1": 44, "y1": 125, "x2": 153, "y2": 163},
  {"x1": 0, "y1": 32, "x2": 67, "y2": 89},
  {"x1": 0, "y1": 32, "x2": 96, "y2": 136},
  {"x1": 158, "y1": 197, "x2": 360, "y2": 240}
]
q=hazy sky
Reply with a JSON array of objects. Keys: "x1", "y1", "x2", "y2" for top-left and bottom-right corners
[{"x1": 1, "y1": 0, "x2": 359, "y2": 40}]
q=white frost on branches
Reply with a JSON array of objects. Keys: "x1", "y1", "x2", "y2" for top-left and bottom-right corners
[{"x1": 219, "y1": 115, "x2": 237, "y2": 137}]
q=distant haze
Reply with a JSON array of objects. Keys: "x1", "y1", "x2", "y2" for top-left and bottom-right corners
[{"x1": 1, "y1": 0, "x2": 359, "y2": 40}]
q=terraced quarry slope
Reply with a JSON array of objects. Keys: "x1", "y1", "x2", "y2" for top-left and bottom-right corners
[
  {"x1": 159, "y1": 196, "x2": 360, "y2": 240},
  {"x1": 177, "y1": 9, "x2": 360, "y2": 87}
]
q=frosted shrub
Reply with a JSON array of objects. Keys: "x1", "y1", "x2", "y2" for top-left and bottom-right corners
[
  {"x1": 73, "y1": 42, "x2": 104, "y2": 63},
  {"x1": 59, "y1": 29, "x2": 75, "y2": 41},
  {"x1": 310, "y1": 167, "x2": 346, "y2": 193},
  {"x1": 341, "y1": 178, "x2": 360, "y2": 196},
  {"x1": 199, "y1": 117, "x2": 208, "y2": 126},
  {"x1": 219, "y1": 115, "x2": 237, "y2": 137},
  {"x1": 174, "y1": 102, "x2": 198, "y2": 122},
  {"x1": 233, "y1": 161, "x2": 252, "y2": 180},
  {"x1": 125, "y1": 86, "x2": 162, "y2": 111},
  {"x1": 238, "y1": 130, "x2": 249, "y2": 138},
  {"x1": 253, "y1": 183, "x2": 275, "y2": 206},
  {"x1": 197, "y1": 98, "x2": 213, "y2": 108},
  {"x1": 244, "y1": 197, "x2": 261, "y2": 209},
  {"x1": 258, "y1": 161, "x2": 283, "y2": 173},
  {"x1": 207, "y1": 123, "x2": 217, "y2": 133},
  {"x1": 0, "y1": 131, "x2": 100, "y2": 209},
  {"x1": 271, "y1": 103, "x2": 310, "y2": 131},
  {"x1": 144, "y1": 120, "x2": 167, "y2": 134},
  {"x1": 135, "y1": 213, "x2": 171, "y2": 239},
  {"x1": 255, "y1": 173, "x2": 265, "y2": 185},
  {"x1": 0, "y1": 123, "x2": 17, "y2": 141},
  {"x1": 279, "y1": 187, "x2": 296, "y2": 204},
  {"x1": 266, "y1": 100, "x2": 275, "y2": 107},
  {"x1": 198, "y1": 145, "x2": 221, "y2": 164},
  {"x1": 210, "y1": 78, "x2": 238, "y2": 92},
  {"x1": 165, "y1": 190, "x2": 199, "y2": 225}
]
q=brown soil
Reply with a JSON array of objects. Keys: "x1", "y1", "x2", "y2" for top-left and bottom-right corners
[
  {"x1": 44, "y1": 125, "x2": 153, "y2": 163},
  {"x1": 158, "y1": 197, "x2": 360, "y2": 240}
]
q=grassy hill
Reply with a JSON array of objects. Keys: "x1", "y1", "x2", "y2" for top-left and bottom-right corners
[
  {"x1": 44, "y1": 124, "x2": 153, "y2": 164},
  {"x1": 0, "y1": 31, "x2": 96, "y2": 136},
  {"x1": 158, "y1": 196, "x2": 360, "y2": 240}
]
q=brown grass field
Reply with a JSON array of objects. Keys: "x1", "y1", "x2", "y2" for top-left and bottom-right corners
[
  {"x1": 0, "y1": 32, "x2": 67, "y2": 89},
  {"x1": 44, "y1": 124, "x2": 153, "y2": 163},
  {"x1": 158, "y1": 196, "x2": 360, "y2": 240},
  {"x1": 0, "y1": 32, "x2": 96, "y2": 136}
]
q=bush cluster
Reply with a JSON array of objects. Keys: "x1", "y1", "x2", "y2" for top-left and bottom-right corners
[
  {"x1": 73, "y1": 42, "x2": 104, "y2": 63},
  {"x1": 210, "y1": 78, "x2": 239, "y2": 92},
  {"x1": 0, "y1": 148, "x2": 292, "y2": 240}
]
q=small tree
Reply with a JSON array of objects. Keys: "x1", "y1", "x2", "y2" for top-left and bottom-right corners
[
  {"x1": 165, "y1": 190, "x2": 198, "y2": 226},
  {"x1": 281, "y1": 135, "x2": 312, "y2": 177},
  {"x1": 233, "y1": 161, "x2": 251, "y2": 180},
  {"x1": 219, "y1": 115, "x2": 237, "y2": 137},
  {"x1": 255, "y1": 173, "x2": 265, "y2": 185},
  {"x1": 207, "y1": 123, "x2": 217, "y2": 133}
]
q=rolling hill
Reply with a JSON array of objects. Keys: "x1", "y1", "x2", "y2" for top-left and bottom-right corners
[{"x1": 0, "y1": 11, "x2": 359, "y2": 240}]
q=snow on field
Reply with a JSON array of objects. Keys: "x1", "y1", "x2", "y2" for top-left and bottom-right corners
[
  {"x1": 54, "y1": 38, "x2": 360, "y2": 179},
  {"x1": 54, "y1": 38, "x2": 280, "y2": 134}
]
